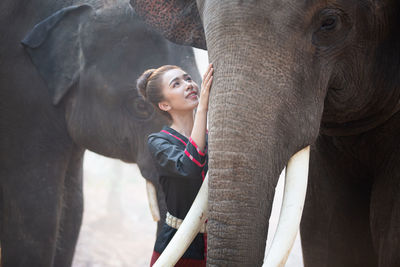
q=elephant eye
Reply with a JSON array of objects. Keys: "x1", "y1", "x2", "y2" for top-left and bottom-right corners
[
  {"x1": 311, "y1": 8, "x2": 350, "y2": 48},
  {"x1": 124, "y1": 91, "x2": 155, "y2": 121},
  {"x1": 321, "y1": 16, "x2": 337, "y2": 30}
]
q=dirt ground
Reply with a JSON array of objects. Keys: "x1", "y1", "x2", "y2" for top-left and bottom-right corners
[
  {"x1": 72, "y1": 152, "x2": 156, "y2": 267},
  {"x1": 72, "y1": 151, "x2": 303, "y2": 267}
]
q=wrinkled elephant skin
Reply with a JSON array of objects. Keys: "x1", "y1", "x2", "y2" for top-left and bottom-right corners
[
  {"x1": 0, "y1": 0, "x2": 200, "y2": 266},
  {"x1": 129, "y1": 0, "x2": 400, "y2": 266}
]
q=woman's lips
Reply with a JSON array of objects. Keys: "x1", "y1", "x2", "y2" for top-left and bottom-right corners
[{"x1": 186, "y1": 91, "x2": 197, "y2": 99}]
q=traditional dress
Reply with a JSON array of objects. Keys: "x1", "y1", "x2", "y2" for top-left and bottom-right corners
[{"x1": 148, "y1": 126, "x2": 208, "y2": 267}]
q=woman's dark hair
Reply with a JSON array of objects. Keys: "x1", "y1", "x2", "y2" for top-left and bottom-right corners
[{"x1": 137, "y1": 65, "x2": 180, "y2": 121}]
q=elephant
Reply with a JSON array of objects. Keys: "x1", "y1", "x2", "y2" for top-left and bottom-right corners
[
  {"x1": 0, "y1": 0, "x2": 200, "y2": 266},
  {"x1": 129, "y1": 0, "x2": 400, "y2": 266}
]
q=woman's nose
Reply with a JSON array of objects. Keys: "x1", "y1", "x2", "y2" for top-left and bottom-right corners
[{"x1": 185, "y1": 82, "x2": 193, "y2": 90}]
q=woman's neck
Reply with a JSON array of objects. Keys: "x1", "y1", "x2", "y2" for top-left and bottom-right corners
[{"x1": 170, "y1": 111, "x2": 195, "y2": 138}]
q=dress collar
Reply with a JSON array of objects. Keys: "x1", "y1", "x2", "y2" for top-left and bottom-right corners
[{"x1": 162, "y1": 126, "x2": 189, "y2": 143}]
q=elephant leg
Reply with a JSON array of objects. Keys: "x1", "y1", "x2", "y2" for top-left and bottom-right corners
[
  {"x1": 2, "y1": 160, "x2": 67, "y2": 267},
  {"x1": 370, "y1": 152, "x2": 400, "y2": 267},
  {"x1": 301, "y1": 136, "x2": 378, "y2": 267},
  {"x1": 53, "y1": 148, "x2": 84, "y2": 267}
]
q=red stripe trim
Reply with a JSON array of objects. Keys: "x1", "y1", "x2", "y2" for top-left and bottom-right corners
[
  {"x1": 201, "y1": 170, "x2": 205, "y2": 181},
  {"x1": 189, "y1": 137, "x2": 206, "y2": 156},
  {"x1": 184, "y1": 150, "x2": 206, "y2": 167},
  {"x1": 160, "y1": 130, "x2": 187, "y2": 146}
]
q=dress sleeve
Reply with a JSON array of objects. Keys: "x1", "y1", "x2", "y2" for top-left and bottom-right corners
[{"x1": 148, "y1": 135, "x2": 207, "y2": 178}]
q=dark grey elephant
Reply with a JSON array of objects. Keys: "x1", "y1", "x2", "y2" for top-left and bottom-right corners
[
  {"x1": 0, "y1": 0, "x2": 200, "y2": 266},
  {"x1": 130, "y1": 0, "x2": 400, "y2": 266}
]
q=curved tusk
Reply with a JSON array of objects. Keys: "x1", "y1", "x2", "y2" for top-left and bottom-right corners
[
  {"x1": 265, "y1": 146, "x2": 310, "y2": 267},
  {"x1": 146, "y1": 180, "x2": 160, "y2": 222},
  {"x1": 153, "y1": 174, "x2": 209, "y2": 267}
]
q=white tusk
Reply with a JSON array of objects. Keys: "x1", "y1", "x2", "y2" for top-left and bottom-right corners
[
  {"x1": 146, "y1": 180, "x2": 161, "y2": 222},
  {"x1": 153, "y1": 174, "x2": 209, "y2": 267},
  {"x1": 264, "y1": 146, "x2": 310, "y2": 267}
]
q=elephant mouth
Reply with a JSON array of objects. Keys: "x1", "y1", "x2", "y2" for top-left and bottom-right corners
[{"x1": 151, "y1": 146, "x2": 311, "y2": 266}]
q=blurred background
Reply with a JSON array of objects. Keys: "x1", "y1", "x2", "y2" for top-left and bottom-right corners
[{"x1": 72, "y1": 49, "x2": 303, "y2": 267}]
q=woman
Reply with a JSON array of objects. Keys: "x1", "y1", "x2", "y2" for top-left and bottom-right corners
[{"x1": 137, "y1": 63, "x2": 213, "y2": 266}]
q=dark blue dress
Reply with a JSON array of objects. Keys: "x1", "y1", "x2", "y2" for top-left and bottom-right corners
[{"x1": 147, "y1": 126, "x2": 208, "y2": 260}]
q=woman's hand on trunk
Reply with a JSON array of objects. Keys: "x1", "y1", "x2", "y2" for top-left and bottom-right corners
[
  {"x1": 198, "y1": 63, "x2": 213, "y2": 112},
  {"x1": 190, "y1": 63, "x2": 213, "y2": 152}
]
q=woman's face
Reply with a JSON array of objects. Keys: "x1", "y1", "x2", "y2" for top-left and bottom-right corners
[{"x1": 158, "y1": 68, "x2": 199, "y2": 113}]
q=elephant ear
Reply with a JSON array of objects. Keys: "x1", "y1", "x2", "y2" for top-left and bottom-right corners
[
  {"x1": 21, "y1": 5, "x2": 94, "y2": 105},
  {"x1": 130, "y1": 0, "x2": 206, "y2": 49}
]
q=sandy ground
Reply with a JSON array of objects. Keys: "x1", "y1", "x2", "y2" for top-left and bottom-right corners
[
  {"x1": 72, "y1": 151, "x2": 303, "y2": 267},
  {"x1": 73, "y1": 152, "x2": 156, "y2": 267},
  {"x1": 73, "y1": 49, "x2": 303, "y2": 267}
]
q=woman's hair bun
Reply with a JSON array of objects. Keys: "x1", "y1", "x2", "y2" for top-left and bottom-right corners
[{"x1": 137, "y1": 69, "x2": 155, "y2": 100}]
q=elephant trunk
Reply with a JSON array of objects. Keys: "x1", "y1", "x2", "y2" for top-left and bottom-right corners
[
  {"x1": 206, "y1": 67, "x2": 313, "y2": 265},
  {"x1": 207, "y1": 102, "x2": 308, "y2": 266},
  {"x1": 200, "y1": 3, "x2": 324, "y2": 265}
]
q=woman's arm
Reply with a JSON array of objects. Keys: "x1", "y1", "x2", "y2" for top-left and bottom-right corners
[
  {"x1": 148, "y1": 135, "x2": 207, "y2": 178},
  {"x1": 190, "y1": 63, "x2": 213, "y2": 151}
]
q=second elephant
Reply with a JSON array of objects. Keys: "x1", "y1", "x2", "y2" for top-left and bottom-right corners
[{"x1": 0, "y1": 0, "x2": 200, "y2": 266}]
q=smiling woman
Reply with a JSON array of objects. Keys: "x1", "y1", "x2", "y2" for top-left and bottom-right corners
[{"x1": 136, "y1": 64, "x2": 213, "y2": 266}]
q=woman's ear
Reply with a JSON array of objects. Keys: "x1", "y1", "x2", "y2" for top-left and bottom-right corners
[{"x1": 158, "y1": 101, "x2": 171, "y2": 112}]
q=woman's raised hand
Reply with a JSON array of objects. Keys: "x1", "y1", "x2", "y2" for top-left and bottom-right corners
[
  {"x1": 198, "y1": 63, "x2": 213, "y2": 112},
  {"x1": 191, "y1": 63, "x2": 213, "y2": 150}
]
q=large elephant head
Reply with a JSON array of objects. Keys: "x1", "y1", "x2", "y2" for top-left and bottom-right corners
[
  {"x1": 22, "y1": 1, "x2": 199, "y2": 170},
  {"x1": 21, "y1": 2, "x2": 200, "y2": 181},
  {"x1": 130, "y1": 0, "x2": 400, "y2": 265},
  {"x1": 20, "y1": 1, "x2": 201, "y2": 235}
]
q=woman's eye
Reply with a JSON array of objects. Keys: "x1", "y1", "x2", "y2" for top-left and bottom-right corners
[
  {"x1": 173, "y1": 82, "x2": 180, "y2": 87},
  {"x1": 186, "y1": 77, "x2": 192, "y2": 81},
  {"x1": 321, "y1": 16, "x2": 337, "y2": 30}
]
